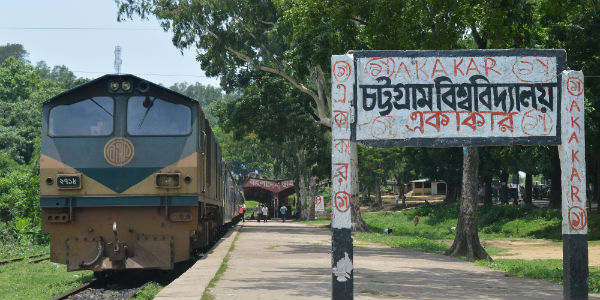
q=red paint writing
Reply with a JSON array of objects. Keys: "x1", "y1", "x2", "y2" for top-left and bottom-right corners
[
  {"x1": 364, "y1": 57, "x2": 396, "y2": 79},
  {"x1": 334, "y1": 139, "x2": 351, "y2": 154},
  {"x1": 569, "y1": 100, "x2": 581, "y2": 113},
  {"x1": 570, "y1": 167, "x2": 582, "y2": 182},
  {"x1": 568, "y1": 206, "x2": 587, "y2": 231},
  {"x1": 370, "y1": 116, "x2": 397, "y2": 139},
  {"x1": 571, "y1": 185, "x2": 582, "y2": 203},
  {"x1": 334, "y1": 84, "x2": 346, "y2": 103},
  {"x1": 333, "y1": 61, "x2": 352, "y2": 82},
  {"x1": 567, "y1": 77, "x2": 584, "y2": 96},
  {"x1": 334, "y1": 163, "x2": 349, "y2": 184},
  {"x1": 512, "y1": 56, "x2": 556, "y2": 83},
  {"x1": 333, "y1": 110, "x2": 349, "y2": 129},
  {"x1": 334, "y1": 191, "x2": 351, "y2": 213},
  {"x1": 521, "y1": 109, "x2": 553, "y2": 136}
]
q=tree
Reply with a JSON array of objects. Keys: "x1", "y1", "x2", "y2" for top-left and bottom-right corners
[
  {"x1": 444, "y1": 147, "x2": 491, "y2": 260},
  {"x1": 115, "y1": 0, "x2": 467, "y2": 230},
  {"x1": 216, "y1": 72, "x2": 331, "y2": 220},
  {"x1": 35, "y1": 62, "x2": 88, "y2": 90},
  {"x1": 0, "y1": 43, "x2": 28, "y2": 65}
]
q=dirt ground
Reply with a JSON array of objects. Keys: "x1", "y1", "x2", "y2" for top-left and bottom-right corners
[
  {"x1": 364, "y1": 194, "x2": 600, "y2": 266},
  {"x1": 480, "y1": 238, "x2": 600, "y2": 266}
]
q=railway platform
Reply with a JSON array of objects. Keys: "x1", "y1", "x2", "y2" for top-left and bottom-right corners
[{"x1": 157, "y1": 221, "x2": 597, "y2": 300}]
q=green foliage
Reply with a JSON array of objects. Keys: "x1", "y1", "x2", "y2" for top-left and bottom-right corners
[
  {"x1": 0, "y1": 43, "x2": 86, "y2": 248},
  {"x1": 0, "y1": 43, "x2": 28, "y2": 65},
  {"x1": 363, "y1": 204, "x2": 574, "y2": 241},
  {"x1": 354, "y1": 232, "x2": 449, "y2": 254},
  {"x1": 35, "y1": 61, "x2": 89, "y2": 90},
  {"x1": 0, "y1": 260, "x2": 93, "y2": 300},
  {"x1": 0, "y1": 240, "x2": 48, "y2": 260},
  {"x1": 476, "y1": 259, "x2": 600, "y2": 293},
  {"x1": 132, "y1": 282, "x2": 163, "y2": 300}
]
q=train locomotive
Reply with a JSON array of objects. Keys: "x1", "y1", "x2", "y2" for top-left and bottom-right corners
[{"x1": 40, "y1": 74, "x2": 242, "y2": 272}]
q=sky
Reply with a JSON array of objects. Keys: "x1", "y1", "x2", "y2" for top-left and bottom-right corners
[{"x1": 0, "y1": 1, "x2": 220, "y2": 87}]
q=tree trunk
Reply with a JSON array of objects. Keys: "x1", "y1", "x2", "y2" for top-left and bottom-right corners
[
  {"x1": 595, "y1": 159, "x2": 600, "y2": 212},
  {"x1": 296, "y1": 149, "x2": 309, "y2": 220},
  {"x1": 500, "y1": 171, "x2": 509, "y2": 204},
  {"x1": 445, "y1": 147, "x2": 491, "y2": 261},
  {"x1": 309, "y1": 175, "x2": 316, "y2": 220},
  {"x1": 524, "y1": 173, "x2": 532, "y2": 205},
  {"x1": 549, "y1": 151, "x2": 562, "y2": 209},
  {"x1": 444, "y1": 182, "x2": 459, "y2": 204},
  {"x1": 484, "y1": 176, "x2": 492, "y2": 206},
  {"x1": 349, "y1": 143, "x2": 369, "y2": 232},
  {"x1": 375, "y1": 182, "x2": 383, "y2": 208}
]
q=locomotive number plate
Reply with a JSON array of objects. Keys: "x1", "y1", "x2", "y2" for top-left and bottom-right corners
[{"x1": 57, "y1": 174, "x2": 81, "y2": 189}]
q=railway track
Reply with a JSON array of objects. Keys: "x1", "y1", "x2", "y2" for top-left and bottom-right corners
[
  {"x1": 50, "y1": 274, "x2": 154, "y2": 300},
  {"x1": 50, "y1": 281, "x2": 95, "y2": 300},
  {"x1": 0, "y1": 253, "x2": 49, "y2": 265}
]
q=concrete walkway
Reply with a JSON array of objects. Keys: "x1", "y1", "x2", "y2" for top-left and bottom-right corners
[
  {"x1": 209, "y1": 221, "x2": 598, "y2": 300},
  {"x1": 154, "y1": 224, "x2": 241, "y2": 300}
]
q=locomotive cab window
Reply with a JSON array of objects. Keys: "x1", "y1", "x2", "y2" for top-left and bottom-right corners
[
  {"x1": 49, "y1": 97, "x2": 114, "y2": 136},
  {"x1": 127, "y1": 96, "x2": 191, "y2": 136}
]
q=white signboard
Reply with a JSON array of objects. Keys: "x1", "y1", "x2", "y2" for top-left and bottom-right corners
[
  {"x1": 349, "y1": 50, "x2": 566, "y2": 147},
  {"x1": 315, "y1": 195, "x2": 325, "y2": 212}
]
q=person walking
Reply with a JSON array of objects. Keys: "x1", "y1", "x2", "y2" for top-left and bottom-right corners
[
  {"x1": 238, "y1": 205, "x2": 245, "y2": 222},
  {"x1": 262, "y1": 205, "x2": 269, "y2": 223},
  {"x1": 279, "y1": 205, "x2": 288, "y2": 222},
  {"x1": 256, "y1": 204, "x2": 262, "y2": 223}
]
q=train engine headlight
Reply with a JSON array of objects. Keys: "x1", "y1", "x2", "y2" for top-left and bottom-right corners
[
  {"x1": 56, "y1": 174, "x2": 82, "y2": 189},
  {"x1": 156, "y1": 173, "x2": 180, "y2": 188}
]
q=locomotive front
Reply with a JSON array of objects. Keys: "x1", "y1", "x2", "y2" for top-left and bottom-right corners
[{"x1": 40, "y1": 75, "x2": 202, "y2": 271}]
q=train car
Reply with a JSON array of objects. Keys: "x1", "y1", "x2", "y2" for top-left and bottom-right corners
[{"x1": 40, "y1": 74, "x2": 242, "y2": 272}]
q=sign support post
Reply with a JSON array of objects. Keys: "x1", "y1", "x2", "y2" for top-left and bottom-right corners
[
  {"x1": 559, "y1": 70, "x2": 588, "y2": 300},
  {"x1": 331, "y1": 54, "x2": 355, "y2": 300}
]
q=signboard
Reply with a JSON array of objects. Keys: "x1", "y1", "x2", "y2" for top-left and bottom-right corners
[
  {"x1": 349, "y1": 50, "x2": 566, "y2": 147},
  {"x1": 242, "y1": 177, "x2": 294, "y2": 193},
  {"x1": 315, "y1": 195, "x2": 325, "y2": 212},
  {"x1": 331, "y1": 50, "x2": 586, "y2": 300}
]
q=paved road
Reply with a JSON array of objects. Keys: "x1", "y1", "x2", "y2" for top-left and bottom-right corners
[
  {"x1": 210, "y1": 221, "x2": 599, "y2": 300},
  {"x1": 159, "y1": 220, "x2": 598, "y2": 299}
]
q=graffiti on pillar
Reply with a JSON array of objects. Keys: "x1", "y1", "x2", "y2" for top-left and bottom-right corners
[
  {"x1": 560, "y1": 71, "x2": 587, "y2": 235},
  {"x1": 331, "y1": 55, "x2": 354, "y2": 230},
  {"x1": 315, "y1": 195, "x2": 325, "y2": 212},
  {"x1": 332, "y1": 252, "x2": 353, "y2": 282}
]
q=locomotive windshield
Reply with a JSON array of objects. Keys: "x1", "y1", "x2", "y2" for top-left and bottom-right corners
[
  {"x1": 127, "y1": 96, "x2": 191, "y2": 136},
  {"x1": 49, "y1": 97, "x2": 114, "y2": 136}
]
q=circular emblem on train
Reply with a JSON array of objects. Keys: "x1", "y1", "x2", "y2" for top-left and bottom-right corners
[{"x1": 104, "y1": 137, "x2": 134, "y2": 166}]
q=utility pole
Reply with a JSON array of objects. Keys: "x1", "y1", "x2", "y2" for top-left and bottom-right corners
[{"x1": 114, "y1": 45, "x2": 122, "y2": 74}]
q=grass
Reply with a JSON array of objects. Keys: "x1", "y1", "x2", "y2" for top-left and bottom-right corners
[
  {"x1": 201, "y1": 230, "x2": 241, "y2": 300},
  {"x1": 360, "y1": 289, "x2": 399, "y2": 297},
  {"x1": 132, "y1": 282, "x2": 163, "y2": 300},
  {"x1": 476, "y1": 259, "x2": 600, "y2": 293},
  {"x1": 0, "y1": 243, "x2": 49, "y2": 260},
  {"x1": 354, "y1": 232, "x2": 449, "y2": 254},
  {"x1": 0, "y1": 260, "x2": 93, "y2": 300},
  {"x1": 299, "y1": 219, "x2": 331, "y2": 227},
  {"x1": 359, "y1": 203, "x2": 600, "y2": 241},
  {"x1": 355, "y1": 203, "x2": 600, "y2": 293}
]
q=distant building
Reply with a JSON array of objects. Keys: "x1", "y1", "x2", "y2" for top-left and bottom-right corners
[{"x1": 407, "y1": 179, "x2": 447, "y2": 195}]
